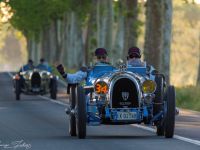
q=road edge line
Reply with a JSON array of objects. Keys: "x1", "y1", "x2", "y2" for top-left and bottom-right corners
[
  {"x1": 38, "y1": 95, "x2": 69, "y2": 106},
  {"x1": 132, "y1": 124, "x2": 200, "y2": 146}
]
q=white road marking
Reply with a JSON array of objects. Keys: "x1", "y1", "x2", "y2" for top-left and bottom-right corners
[
  {"x1": 7, "y1": 72, "x2": 200, "y2": 146},
  {"x1": 133, "y1": 124, "x2": 200, "y2": 146},
  {"x1": 38, "y1": 95, "x2": 69, "y2": 107},
  {"x1": 132, "y1": 124, "x2": 155, "y2": 132},
  {"x1": 7, "y1": 72, "x2": 14, "y2": 78},
  {"x1": 174, "y1": 135, "x2": 200, "y2": 146}
]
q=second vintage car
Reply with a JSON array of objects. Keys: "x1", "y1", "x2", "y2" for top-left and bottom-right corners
[{"x1": 13, "y1": 69, "x2": 58, "y2": 100}]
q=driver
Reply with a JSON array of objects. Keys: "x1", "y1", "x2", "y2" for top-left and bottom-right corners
[
  {"x1": 19, "y1": 59, "x2": 35, "y2": 72},
  {"x1": 56, "y1": 48, "x2": 111, "y2": 84},
  {"x1": 18, "y1": 59, "x2": 35, "y2": 88}
]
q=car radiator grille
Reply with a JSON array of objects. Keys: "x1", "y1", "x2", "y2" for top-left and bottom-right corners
[
  {"x1": 31, "y1": 72, "x2": 41, "y2": 88},
  {"x1": 111, "y1": 78, "x2": 139, "y2": 108}
]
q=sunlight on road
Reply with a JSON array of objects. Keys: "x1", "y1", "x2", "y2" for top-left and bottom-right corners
[
  {"x1": 179, "y1": 109, "x2": 200, "y2": 118},
  {"x1": 0, "y1": 64, "x2": 19, "y2": 72}
]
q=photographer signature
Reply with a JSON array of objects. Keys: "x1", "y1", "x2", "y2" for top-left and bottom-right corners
[{"x1": 0, "y1": 140, "x2": 31, "y2": 150}]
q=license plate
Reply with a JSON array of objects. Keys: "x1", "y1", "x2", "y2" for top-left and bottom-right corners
[
  {"x1": 116, "y1": 112, "x2": 137, "y2": 120},
  {"x1": 32, "y1": 88, "x2": 40, "y2": 92}
]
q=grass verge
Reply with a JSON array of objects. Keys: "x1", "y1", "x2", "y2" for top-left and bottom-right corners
[{"x1": 176, "y1": 86, "x2": 200, "y2": 112}]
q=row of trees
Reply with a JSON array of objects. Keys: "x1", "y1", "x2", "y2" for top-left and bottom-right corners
[{"x1": 0, "y1": 0, "x2": 180, "y2": 84}]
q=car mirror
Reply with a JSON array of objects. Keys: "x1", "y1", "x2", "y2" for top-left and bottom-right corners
[{"x1": 151, "y1": 70, "x2": 158, "y2": 75}]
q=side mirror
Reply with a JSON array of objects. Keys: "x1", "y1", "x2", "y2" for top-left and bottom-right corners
[{"x1": 151, "y1": 70, "x2": 159, "y2": 75}]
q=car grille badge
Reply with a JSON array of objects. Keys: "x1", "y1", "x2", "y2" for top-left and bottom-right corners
[{"x1": 121, "y1": 92, "x2": 129, "y2": 101}]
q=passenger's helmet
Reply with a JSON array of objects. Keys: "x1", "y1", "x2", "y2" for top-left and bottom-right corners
[
  {"x1": 40, "y1": 58, "x2": 45, "y2": 63},
  {"x1": 128, "y1": 47, "x2": 141, "y2": 58}
]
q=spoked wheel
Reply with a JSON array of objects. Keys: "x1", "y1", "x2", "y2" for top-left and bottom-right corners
[
  {"x1": 50, "y1": 78, "x2": 57, "y2": 100},
  {"x1": 75, "y1": 86, "x2": 86, "y2": 139},
  {"x1": 15, "y1": 80, "x2": 21, "y2": 100},
  {"x1": 69, "y1": 85, "x2": 76, "y2": 136},
  {"x1": 154, "y1": 75, "x2": 164, "y2": 136},
  {"x1": 164, "y1": 86, "x2": 176, "y2": 138}
]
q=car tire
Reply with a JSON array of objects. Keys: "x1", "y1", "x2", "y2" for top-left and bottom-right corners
[
  {"x1": 75, "y1": 86, "x2": 86, "y2": 139},
  {"x1": 164, "y1": 86, "x2": 175, "y2": 138},
  {"x1": 69, "y1": 85, "x2": 76, "y2": 136},
  {"x1": 15, "y1": 80, "x2": 21, "y2": 100},
  {"x1": 154, "y1": 75, "x2": 164, "y2": 136},
  {"x1": 50, "y1": 78, "x2": 57, "y2": 100}
]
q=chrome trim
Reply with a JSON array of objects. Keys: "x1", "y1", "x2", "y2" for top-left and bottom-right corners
[{"x1": 108, "y1": 71, "x2": 142, "y2": 108}]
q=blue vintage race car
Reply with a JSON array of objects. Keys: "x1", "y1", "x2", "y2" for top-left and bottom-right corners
[{"x1": 66, "y1": 63, "x2": 175, "y2": 139}]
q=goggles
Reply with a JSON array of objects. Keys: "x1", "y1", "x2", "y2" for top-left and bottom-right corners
[{"x1": 97, "y1": 56, "x2": 106, "y2": 59}]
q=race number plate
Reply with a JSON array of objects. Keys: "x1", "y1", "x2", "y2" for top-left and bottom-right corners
[{"x1": 116, "y1": 112, "x2": 137, "y2": 120}]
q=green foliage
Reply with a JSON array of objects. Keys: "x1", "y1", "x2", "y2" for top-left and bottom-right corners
[
  {"x1": 68, "y1": 0, "x2": 91, "y2": 20},
  {"x1": 176, "y1": 86, "x2": 200, "y2": 111},
  {"x1": 9, "y1": 0, "x2": 70, "y2": 39},
  {"x1": 8, "y1": 0, "x2": 92, "y2": 39}
]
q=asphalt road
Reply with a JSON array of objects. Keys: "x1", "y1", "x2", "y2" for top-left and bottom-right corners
[{"x1": 0, "y1": 72, "x2": 200, "y2": 150}]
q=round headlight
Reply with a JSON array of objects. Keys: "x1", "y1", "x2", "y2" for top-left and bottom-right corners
[
  {"x1": 23, "y1": 72, "x2": 30, "y2": 80},
  {"x1": 142, "y1": 80, "x2": 156, "y2": 94},
  {"x1": 41, "y1": 71, "x2": 50, "y2": 78},
  {"x1": 94, "y1": 81, "x2": 109, "y2": 95}
]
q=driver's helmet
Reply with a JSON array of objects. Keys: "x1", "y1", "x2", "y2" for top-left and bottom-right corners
[{"x1": 95, "y1": 48, "x2": 107, "y2": 56}]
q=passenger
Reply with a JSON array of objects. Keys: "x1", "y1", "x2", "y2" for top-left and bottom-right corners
[
  {"x1": 56, "y1": 48, "x2": 111, "y2": 83},
  {"x1": 127, "y1": 47, "x2": 145, "y2": 67},
  {"x1": 36, "y1": 58, "x2": 52, "y2": 72},
  {"x1": 19, "y1": 59, "x2": 34, "y2": 72}
]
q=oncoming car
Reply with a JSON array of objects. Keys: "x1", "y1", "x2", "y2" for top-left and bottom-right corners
[
  {"x1": 13, "y1": 69, "x2": 58, "y2": 100},
  {"x1": 66, "y1": 63, "x2": 175, "y2": 139}
]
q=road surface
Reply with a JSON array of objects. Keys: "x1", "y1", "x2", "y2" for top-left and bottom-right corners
[{"x1": 0, "y1": 72, "x2": 199, "y2": 150}]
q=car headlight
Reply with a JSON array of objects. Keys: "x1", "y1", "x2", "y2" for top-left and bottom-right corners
[
  {"x1": 13, "y1": 74, "x2": 20, "y2": 80},
  {"x1": 23, "y1": 73, "x2": 29, "y2": 80},
  {"x1": 41, "y1": 71, "x2": 51, "y2": 78},
  {"x1": 94, "y1": 81, "x2": 109, "y2": 95},
  {"x1": 142, "y1": 80, "x2": 156, "y2": 94},
  {"x1": 21, "y1": 72, "x2": 30, "y2": 80}
]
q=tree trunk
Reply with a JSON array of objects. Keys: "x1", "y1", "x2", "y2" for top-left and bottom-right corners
[
  {"x1": 104, "y1": 0, "x2": 113, "y2": 52},
  {"x1": 66, "y1": 12, "x2": 83, "y2": 69},
  {"x1": 59, "y1": 13, "x2": 68, "y2": 66},
  {"x1": 84, "y1": 0, "x2": 97, "y2": 66},
  {"x1": 97, "y1": 0, "x2": 107, "y2": 48},
  {"x1": 41, "y1": 26, "x2": 50, "y2": 61},
  {"x1": 54, "y1": 19, "x2": 64, "y2": 63},
  {"x1": 144, "y1": 0, "x2": 164, "y2": 71},
  {"x1": 67, "y1": 12, "x2": 75, "y2": 68},
  {"x1": 197, "y1": 32, "x2": 200, "y2": 85},
  {"x1": 63, "y1": 13, "x2": 70, "y2": 67},
  {"x1": 26, "y1": 38, "x2": 31, "y2": 60},
  {"x1": 123, "y1": 0, "x2": 139, "y2": 60},
  {"x1": 48, "y1": 20, "x2": 57, "y2": 64},
  {"x1": 113, "y1": 1, "x2": 124, "y2": 62},
  {"x1": 161, "y1": 0, "x2": 173, "y2": 84}
]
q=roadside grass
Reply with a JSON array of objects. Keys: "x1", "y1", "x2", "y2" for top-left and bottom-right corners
[{"x1": 176, "y1": 86, "x2": 200, "y2": 112}]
